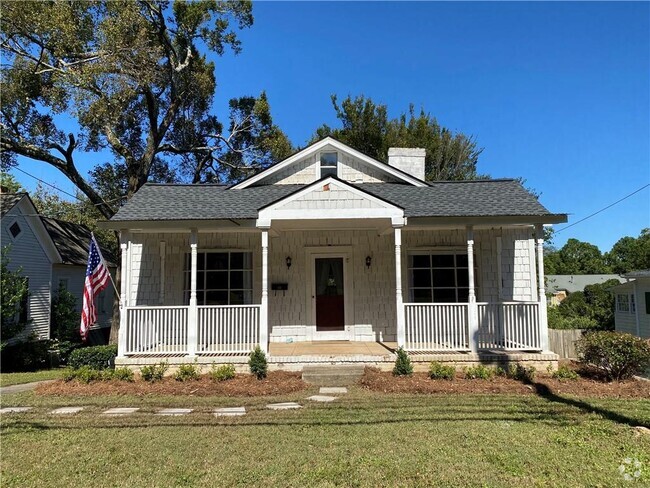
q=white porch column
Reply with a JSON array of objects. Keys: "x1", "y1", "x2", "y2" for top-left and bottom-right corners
[
  {"x1": 394, "y1": 226, "x2": 406, "y2": 348},
  {"x1": 467, "y1": 226, "x2": 479, "y2": 353},
  {"x1": 260, "y1": 228, "x2": 269, "y2": 354},
  {"x1": 187, "y1": 229, "x2": 198, "y2": 357},
  {"x1": 535, "y1": 224, "x2": 549, "y2": 351},
  {"x1": 117, "y1": 233, "x2": 129, "y2": 358}
]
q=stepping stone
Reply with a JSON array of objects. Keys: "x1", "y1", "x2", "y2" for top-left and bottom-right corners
[
  {"x1": 156, "y1": 408, "x2": 193, "y2": 416},
  {"x1": 213, "y1": 407, "x2": 246, "y2": 417},
  {"x1": 50, "y1": 407, "x2": 84, "y2": 415},
  {"x1": 102, "y1": 408, "x2": 140, "y2": 416},
  {"x1": 307, "y1": 395, "x2": 337, "y2": 403},
  {"x1": 266, "y1": 402, "x2": 302, "y2": 410},
  {"x1": 0, "y1": 407, "x2": 32, "y2": 414},
  {"x1": 320, "y1": 387, "x2": 348, "y2": 394}
]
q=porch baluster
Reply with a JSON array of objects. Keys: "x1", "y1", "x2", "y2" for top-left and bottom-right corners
[
  {"x1": 467, "y1": 226, "x2": 479, "y2": 353},
  {"x1": 187, "y1": 229, "x2": 198, "y2": 356},
  {"x1": 394, "y1": 226, "x2": 406, "y2": 347}
]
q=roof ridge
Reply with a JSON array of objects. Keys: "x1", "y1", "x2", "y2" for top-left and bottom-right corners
[{"x1": 143, "y1": 182, "x2": 228, "y2": 187}]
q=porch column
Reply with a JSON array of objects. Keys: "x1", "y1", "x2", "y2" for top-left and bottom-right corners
[
  {"x1": 535, "y1": 224, "x2": 549, "y2": 351},
  {"x1": 394, "y1": 226, "x2": 406, "y2": 348},
  {"x1": 187, "y1": 229, "x2": 198, "y2": 357},
  {"x1": 117, "y1": 233, "x2": 128, "y2": 358},
  {"x1": 467, "y1": 226, "x2": 479, "y2": 353},
  {"x1": 260, "y1": 228, "x2": 269, "y2": 354}
]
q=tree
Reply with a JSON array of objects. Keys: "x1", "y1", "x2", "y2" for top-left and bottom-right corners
[
  {"x1": 311, "y1": 95, "x2": 483, "y2": 181},
  {"x1": 50, "y1": 283, "x2": 81, "y2": 343},
  {"x1": 1, "y1": 1, "x2": 291, "y2": 219},
  {"x1": 1, "y1": 248, "x2": 29, "y2": 349},
  {"x1": 606, "y1": 228, "x2": 650, "y2": 274},
  {"x1": 0, "y1": 172, "x2": 24, "y2": 192},
  {"x1": 545, "y1": 238, "x2": 610, "y2": 275}
]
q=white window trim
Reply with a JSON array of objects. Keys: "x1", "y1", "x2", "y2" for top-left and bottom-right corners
[
  {"x1": 616, "y1": 293, "x2": 631, "y2": 313},
  {"x1": 317, "y1": 151, "x2": 339, "y2": 179}
]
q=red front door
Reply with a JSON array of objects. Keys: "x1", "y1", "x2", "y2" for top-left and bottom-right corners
[{"x1": 315, "y1": 257, "x2": 344, "y2": 331}]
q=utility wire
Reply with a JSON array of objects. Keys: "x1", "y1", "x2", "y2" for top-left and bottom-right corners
[{"x1": 554, "y1": 183, "x2": 650, "y2": 234}]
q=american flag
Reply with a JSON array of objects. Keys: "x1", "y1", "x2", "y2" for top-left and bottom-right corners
[{"x1": 80, "y1": 235, "x2": 110, "y2": 341}]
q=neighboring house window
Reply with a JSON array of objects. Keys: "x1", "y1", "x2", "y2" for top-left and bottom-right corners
[
  {"x1": 616, "y1": 294, "x2": 630, "y2": 313},
  {"x1": 8, "y1": 221, "x2": 22, "y2": 240},
  {"x1": 630, "y1": 294, "x2": 636, "y2": 314},
  {"x1": 184, "y1": 251, "x2": 253, "y2": 305},
  {"x1": 646, "y1": 292, "x2": 650, "y2": 315},
  {"x1": 407, "y1": 252, "x2": 471, "y2": 303},
  {"x1": 320, "y1": 152, "x2": 338, "y2": 178},
  {"x1": 58, "y1": 278, "x2": 69, "y2": 291}
]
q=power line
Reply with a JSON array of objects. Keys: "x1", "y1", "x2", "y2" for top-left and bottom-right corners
[{"x1": 555, "y1": 183, "x2": 650, "y2": 234}]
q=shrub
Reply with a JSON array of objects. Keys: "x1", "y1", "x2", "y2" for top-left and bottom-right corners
[
  {"x1": 0, "y1": 336, "x2": 51, "y2": 372},
  {"x1": 392, "y1": 347, "x2": 413, "y2": 376},
  {"x1": 464, "y1": 364, "x2": 496, "y2": 380},
  {"x1": 63, "y1": 365, "x2": 102, "y2": 383},
  {"x1": 52, "y1": 340, "x2": 82, "y2": 366},
  {"x1": 174, "y1": 362, "x2": 201, "y2": 382},
  {"x1": 428, "y1": 361, "x2": 455, "y2": 380},
  {"x1": 140, "y1": 362, "x2": 169, "y2": 382},
  {"x1": 68, "y1": 345, "x2": 117, "y2": 370},
  {"x1": 50, "y1": 284, "x2": 81, "y2": 342},
  {"x1": 552, "y1": 364, "x2": 579, "y2": 381},
  {"x1": 112, "y1": 367, "x2": 135, "y2": 382},
  {"x1": 506, "y1": 363, "x2": 536, "y2": 383},
  {"x1": 248, "y1": 346, "x2": 268, "y2": 379},
  {"x1": 210, "y1": 364, "x2": 236, "y2": 382},
  {"x1": 576, "y1": 331, "x2": 650, "y2": 381}
]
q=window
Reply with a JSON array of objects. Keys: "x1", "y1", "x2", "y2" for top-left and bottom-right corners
[
  {"x1": 184, "y1": 251, "x2": 253, "y2": 305},
  {"x1": 630, "y1": 294, "x2": 636, "y2": 313},
  {"x1": 320, "y1": 152, "x2": 338, "y2": 177},
  {"x1": 58, "y1": 278, "x2": 69, "y2": 291},
  {"x1": 616, "y1": 294, "x2": 630, "y2": 313},
  {"x1": 408, "y1": 252, "x2": 471, "y2": 303},
  {"x1": 9, "y1": 221, "x2": 21, "y2": 239}
]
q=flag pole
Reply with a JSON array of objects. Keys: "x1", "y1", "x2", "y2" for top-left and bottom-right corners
[{"x1": 92, "y1": 233, "x2": 120, "y2": 297}]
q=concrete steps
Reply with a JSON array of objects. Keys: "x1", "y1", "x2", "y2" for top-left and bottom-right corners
[{"x1": 301, "y1": 365, "x2": 365, "y2": 386}]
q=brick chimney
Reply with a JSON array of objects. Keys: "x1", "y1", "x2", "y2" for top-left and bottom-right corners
[{"x1": 387, "y1": 148, "x2": 426, "y2": 181}]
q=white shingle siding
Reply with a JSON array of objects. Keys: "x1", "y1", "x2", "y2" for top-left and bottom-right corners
[
  {"x1": 276, "y1": 183, "x2": 384, "y2": 211},
  {"x1": 1, "y1": 207, "x2": 52, "y2": 339}
]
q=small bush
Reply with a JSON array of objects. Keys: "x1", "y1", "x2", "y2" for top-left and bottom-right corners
[
  {"x1": 112, "y1": 367, "x2": 135, "y2": 382},
  {"x1": 140, "y1": 362, "x2": 169, "y2": 382},
  {"x1": 210, "y1": 364, "x2": 236, "y2": 382},
  {"x1": 552, "y1": 365, "x2": 579, "y2": 381},
  {"x1": 68, "y1": 345, "x2": 117, "y2": 370},
  {"x1": 392, "y1": 347, "x2": 413, "y2": 376},
  {"x1": 0, "y1": 337, "x2": 51, "y2": 372},
  {"x1": 249, "y1": 346, "x2": 268, "y2": 379},
  {"x1": 174, "y1": 362, "x2": 201, "y2": 382},
  {"x1": 506, "y1": 363, "x2": 536, "y2": 383},
  {"x1": 464, "y1": 364, "x2": 496, "y2": 380},
  {"x1": 576, "y1": 331, "x2": 650, "y2": 381},
  {"x1": 63, "y1": 365, "x2": 102, "y2": 383},
  {"x1": 428, "y1": 361, "x2": 455, "y2": 380}
]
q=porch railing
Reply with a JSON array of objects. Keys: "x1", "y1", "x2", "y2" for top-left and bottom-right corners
[
  {"x1": 404, "y1": 303, "x2": 470, "y2": 351},
  {"x1": 477, "y1": 302, "x2": 540, "y2": 350},
  {"x1": 124, "y1": 306, "x2": 189, "y2": 355},
  {"x1": 198, "y1": 305, "x2": 260, "y2": 354}
]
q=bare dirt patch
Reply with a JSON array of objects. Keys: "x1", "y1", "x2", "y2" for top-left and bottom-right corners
[
  {"x1": 359, "y1": 367, "x2": 650, "y2": 399},
  {"x1": 35, "y1": 371, "x2": 308, "y2": 397}
]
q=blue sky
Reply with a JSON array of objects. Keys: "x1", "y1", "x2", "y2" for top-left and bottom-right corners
[{"x1": 12, "y1": 1, "x2": 650, "y2": 252}]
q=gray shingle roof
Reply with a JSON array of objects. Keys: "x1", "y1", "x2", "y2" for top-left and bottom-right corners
[
  {"x1": 41, "y1": 217, "x2": 117, "y2": 267},
  {"x1": 0, "y1": 193, "x2": 26, "y2": 217},
  {"x1": 109, "y1": 179, "x2": 563, "y2": 222}
]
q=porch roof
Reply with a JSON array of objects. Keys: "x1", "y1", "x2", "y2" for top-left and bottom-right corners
[{"x1": 105, "y1": 179, "x2": 566, "y2": 225}]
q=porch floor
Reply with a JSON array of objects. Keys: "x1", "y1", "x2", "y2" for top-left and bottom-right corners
[{"x1": 269, "y1": 341, "x2": 396, "y2": 358}]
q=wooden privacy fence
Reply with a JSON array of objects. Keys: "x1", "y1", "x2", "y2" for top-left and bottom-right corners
[{"x1": 548, "y1": 329, "x2": 586, "y2": 359}]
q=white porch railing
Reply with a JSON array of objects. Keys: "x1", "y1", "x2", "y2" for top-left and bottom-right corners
[
  {"x1": 477, "y1": 302, "x2": 541, "y2": 350},
  {"x1": 125, "y1": 306, "x2": 189, "y2": 355},
  {"x1": 404, "y1": 303, "x2": 470, "y2": 351},
  {"x1": 198, "y1": 305, "x2": 260, "y2": 354}
]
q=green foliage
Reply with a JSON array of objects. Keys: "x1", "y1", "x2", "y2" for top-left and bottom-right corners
[
  {"x1": 50, "y1": 283, "x2": 82, "y2": 343},
  {"x1": 548, "y1": 279, "x2": 620, "y2": 330},
  {"x1": 552, "y1": 365, "x2": 579, "y2": 381},
  {"x1": 112, "y1": 367, "x2": 135, "y2": 382},
  {"x1": 1, "y1": 247, "x2": 29, "y2": 348},
  {"x1": 311, "y1": 95, "x2": 483, "y2": 181},
  {"x1": 51, "y1": 340, "x2": 82, "y2": 366},
  {"x1": 576, "y1": 331, "x2": 650, "y2": 381},
  {"x1": 140, "y1": 362, "x2": 169, "y2": 382},
  {"x1": 506, "y1": 363, "x2": 536, "y2": 383},
  {"x1": 63, "y1": 365, "x2": 101, "y2": 383},
  {"x1": 547, "y1": 306, "x2": 598, "y2": 330},
  {"x1": 392, "y1": 347, "x2": 414, "y2": 376},
  {"x1": 605, "y1": 228, "x2": 650, "y2": 274},
  {"x1": 210, "y1": 364, "x2": 236, "y2": 382},
  {"x1": 174, "y1": 363, "x2": 201, "y2": 382},
  {"x1": 0, "y1": 336, "x2": 51, "y2": 372},
  {"x1": 68, "y1": 345, "x2": 117, "y2": 370},
  {"x1": 0, "y1": 172, "x2": 23, "y2": 192},
  {"x1": 248, "y1": 346, "x2": 268, "y2": 379},
  {"x1": 464, "y1": 364, "x2": 496, "y2": 380},
  {"x1": 544, "y1": 238, "x2": 610, "y2": 275},
  {"x1": 428, "y1": 361, "x2": 455, "y2": 380}
]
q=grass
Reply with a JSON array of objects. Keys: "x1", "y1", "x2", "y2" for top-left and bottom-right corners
[
  {"x1": 0, "y1": 369, "x2": 63, "y2": 387},
  {"x1": 1, "y1": 388, "x2": 649, "y2": 487}
]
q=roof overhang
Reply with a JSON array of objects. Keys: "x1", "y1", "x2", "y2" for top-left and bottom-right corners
[
  {"x1": 98, "y1": 219, "x2": 258, "y2": 232},
  {"x1": 406, "y1": 214, "x2": 568, "y2": 228}
]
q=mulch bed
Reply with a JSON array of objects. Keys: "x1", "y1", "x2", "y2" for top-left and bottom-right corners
[
  {"x1": 35, "y1": 371, "x2": 308, "y2": 397},
  {"x1": 359, "y1": 367, "x2": 650, "y2": 399}
]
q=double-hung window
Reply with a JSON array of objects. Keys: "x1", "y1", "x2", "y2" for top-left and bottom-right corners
[
  {"x1": 320, "y1": 152, "x2": 338, "y2": 178},
  {"x1": 184, "y1": 251, "x2": 253, "y2": 305},
  {"x1": 408, "y1": 252, "x2": 471, "y2": 303},
  {"x1": 616, "y1": 294, "x2": 630, "y2": 313}
]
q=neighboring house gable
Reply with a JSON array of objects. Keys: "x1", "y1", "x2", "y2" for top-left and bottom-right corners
[
  {"x1": 613, "y1": 270, "x2": 650, "y2": 339},
  {"x1": 546, "y1": 274, "x2": 624, "y2": 306}
]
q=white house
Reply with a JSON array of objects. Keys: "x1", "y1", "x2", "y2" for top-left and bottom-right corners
[
  {"x1": 1, "y1": 192, "x2": 115, "y2": 344},
  {"x1": 103, "y1": 137, "x2": 567, "y2": 369},
  {"x1": 613, "y1": 270, "x2": 650, "y2": 339}
]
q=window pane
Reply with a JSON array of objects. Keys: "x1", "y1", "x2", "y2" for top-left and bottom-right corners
[
  {"x1": 457, "y1": 288, "x2": 469, "y2": 303},
  {"x1": 456, "y1": 254, "x2": 468, "y2": 267},
  {"x1": 410, "y1": 255, "x2": 430, "y2": 268},
  {"x1": 432, "y1": 255, "x2": 454, "y2": 267},
  {"x1": 206, "y1": 271, "x2": 228, "y2": 290},
  {"x1": 230, "y1": 252, "x2": 244, "y2": 269},
  {"x1": 230, "y1": 271, "x2": 244, "y2": 289},
  {"x1": 433, "y1": 288, "x2": 456, "y2": 303},
  {"x1": 432, "y1": 269, "x2": 455, "y2": 287},
  {"x1": 9, "y1": 222, "x2": 21, "y2": 238},
  {"x1": 413, "y1": 289, "x2": 433, "y2": 303},
  {"x1": 321, "y1": 166, "x2": 337, "y2": 177},
  {"x1": 197, "y1": 272, "x2": 205, "y2": 290},
  {"x1": 456, "y1": 269, "x2": 469, "y2": 287},
  {"x1": 412, "y1": 269, "x2": 431, "y2": 288},
  {"x1": 321, "y1": 152, "x2": 337, "y2": 166},
  {"x1": 205, "y1": 290, "x2": 228, "y2": 305},
  {"x1": 197, "y1": 252, "x2": 205, "y2": 269},
  {"x1": 206, "y1": 252, "x2": 228, "y2": 270}
]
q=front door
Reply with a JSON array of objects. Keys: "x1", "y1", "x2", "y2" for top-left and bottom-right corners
[{"x1": 315, "y1": 257, "x2": 345, "y2": 331}]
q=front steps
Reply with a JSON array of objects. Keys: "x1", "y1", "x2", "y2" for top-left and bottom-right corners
[{"x1": 301, "y1": 365, "x2": 366, "y2": 386}]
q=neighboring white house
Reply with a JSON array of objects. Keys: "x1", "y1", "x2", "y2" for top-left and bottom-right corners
[
  {"x1": 102, "y1": 137, "x2": 567, "y2": 369},
  {"x1": 546, "y1": 274, "x2": 624, "y2": 306},
  {"x1": 613, "y1": 270, "x2": 650, "y2": 339},
  {"x1": 1, "y1": 192, "x2": 116, "y2": 344}
]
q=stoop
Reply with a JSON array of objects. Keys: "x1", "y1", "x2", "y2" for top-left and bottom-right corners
[{"x1": 302, "y1": 365, "x2": 366, "y2": 386}]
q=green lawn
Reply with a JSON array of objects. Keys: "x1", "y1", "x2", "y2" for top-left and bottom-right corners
[
  {"x1": 0, "y1": 369, "x2": 63, "y2": 387},
  {"x1": 1, "y1": 388, "x2": 648, "y2": 487}
]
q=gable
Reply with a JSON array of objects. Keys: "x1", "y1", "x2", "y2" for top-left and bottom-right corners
[{"x1": 232, "y1": 137, "x2": 427, "y2": 189}]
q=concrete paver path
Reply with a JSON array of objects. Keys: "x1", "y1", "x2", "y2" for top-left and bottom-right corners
[
  {"x1": 214, "y1": 407, "x2": 246, "y2": 417},
  {"x1": 0, "y1": 380, "x2": 56, "y2": 395},
  {"x1": 0, "y1": 407, "x2": 33, "y2": 414},
  {"x1": 50, "y1": 407, "x2": 84, "y2": 415}
]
